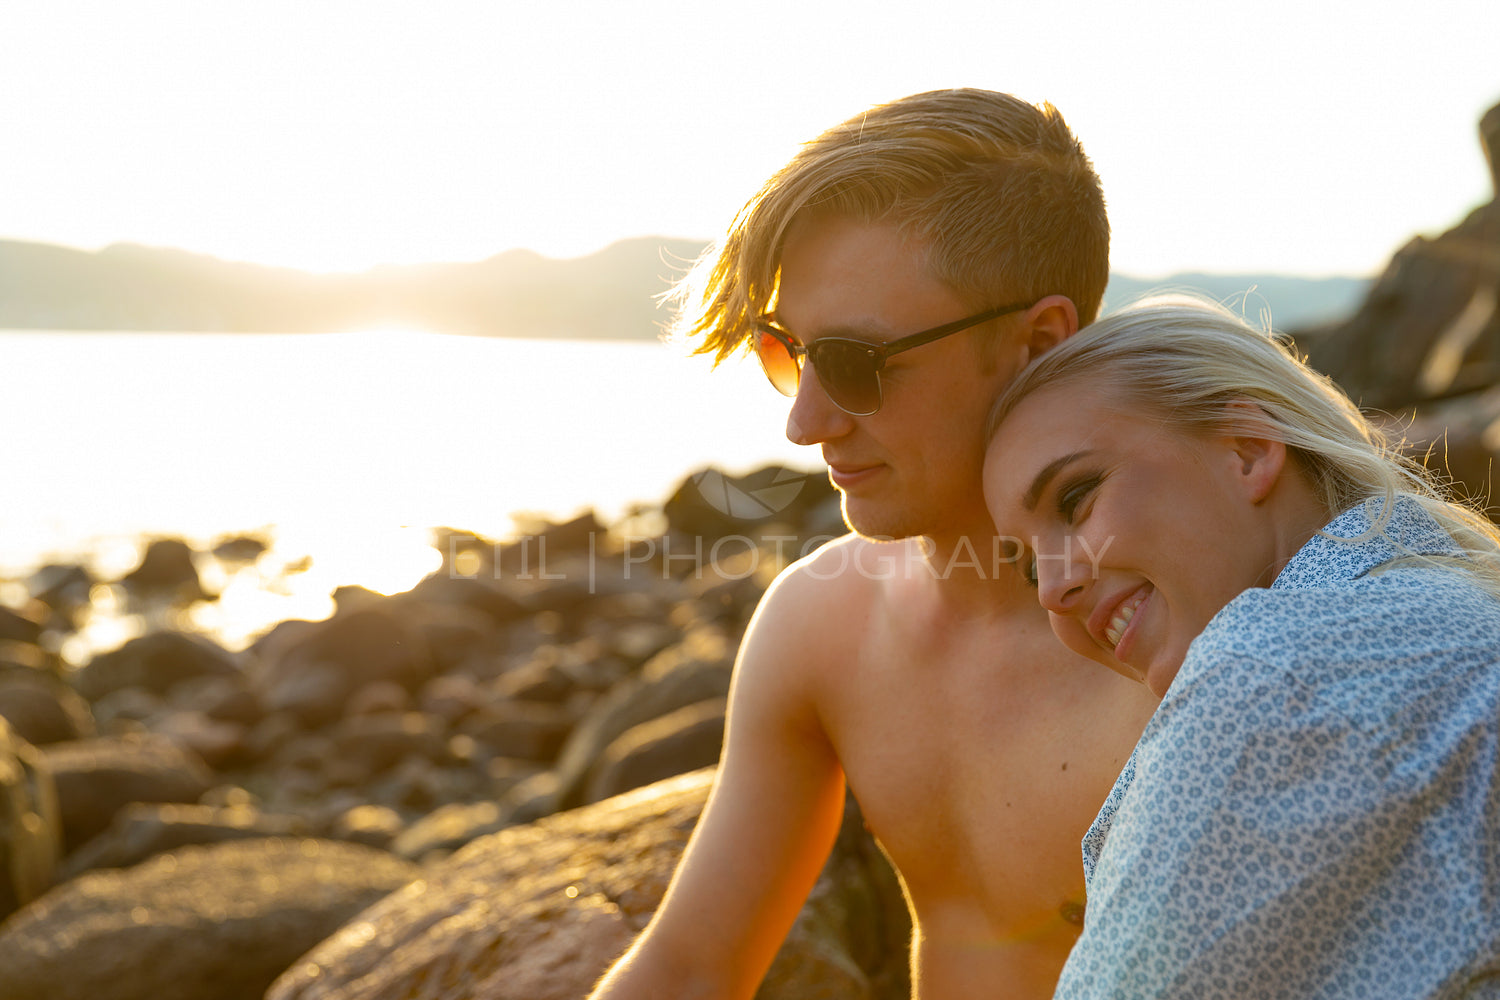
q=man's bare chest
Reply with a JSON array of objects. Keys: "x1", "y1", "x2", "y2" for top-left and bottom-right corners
[{"x1": 817, "y1": 624, "x2": 1152, "y2": 930}]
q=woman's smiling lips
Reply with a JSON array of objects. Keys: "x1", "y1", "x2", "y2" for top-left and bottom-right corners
[{"x1": 1088, "y1": 584, "x2": 1152, "y2": 656}]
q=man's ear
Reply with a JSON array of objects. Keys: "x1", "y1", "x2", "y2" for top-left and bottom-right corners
[
  {"x1": 1019, "y1": 295, "x2": 1080, "y2": 364},
  {"x1": 1221, "y1": 400, "x2": 1288, "y2": 504}
]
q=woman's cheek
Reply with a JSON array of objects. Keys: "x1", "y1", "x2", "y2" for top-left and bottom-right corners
[{"x1": 1050, "y1": 613, "x2": 1144, "y2": 685}]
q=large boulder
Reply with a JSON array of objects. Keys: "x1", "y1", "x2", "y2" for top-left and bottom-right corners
[
  {"x1": 265, "y1": 768, "x2": 911, "y2": 1000},
  {"x1": 0, "y1": 603, "x2": 43, "y2": 645},
  {"x1": 1298, "y1": 100, "x2": 1500, "y2": 413},
  {"x1": 583, "y1": 695, "x2": 727, "y2": 804},
  {"x1": 72, "y1": 630, "x2": 241, "y2": 702},
  {"x1": 397, "y1": 575, "x2": 531, "y2": 628},
  {"x1": 389, "y1": 799, "x2": 509, "y2": 862},
  {"x1": 328, "y1": 711, "x2": 450, "y2": 776},
  {"x1": 0, "y1": 718, "x2": 62, "y2": 923},
  {"x1": 0, "y1": 837, "x2": 418, "y2": 1000},
  {"x1": 24, "y1": 563, "x2": 93, "y2": 632},
  {"x1": 457, "y1": 699, "x2": 575, "y2": 763},
  {"x1": 1387, "y1": 384, "x2": 1500, "y2": 502},
  {"x1": 118, "y1": 537, "x2": 208, "y2": 601},
  {"x1": 0, "y1": 670, "x2": 96, "y2": 745},
  {"x1": 550, "y1": 628, "x2": 734, "y2": 811},
  {"x1": 251, "y1": 607, "x2": 434, "y2": 726},
  {"x1": 41, "y1": 734, "x2": 214, "y2": 851},
  {"x1": 58, "y1": 801, "x2": 306, "y2": 880}
]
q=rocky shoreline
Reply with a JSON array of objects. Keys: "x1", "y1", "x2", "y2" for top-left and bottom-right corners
[
  {"x1": 0, "y1": 464, "x2": 913, "y2": 1000},
  {"x1": 5, "y1": 98, "x2": 1499, "y2": 1000}
]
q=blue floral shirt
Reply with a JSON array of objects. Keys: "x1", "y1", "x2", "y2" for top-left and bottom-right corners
[{"x1": 1056, "y1": 498, "x2": 1500, "y2": 999}]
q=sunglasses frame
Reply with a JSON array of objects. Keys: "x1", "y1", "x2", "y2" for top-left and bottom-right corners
[{"x1": 753, "y1": 299, "x2": 1036, "y2": 415}]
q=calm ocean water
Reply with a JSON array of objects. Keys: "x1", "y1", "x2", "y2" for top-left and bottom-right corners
[{"x1": 0, "y1": 330, "x2": 821, "y2": 651}]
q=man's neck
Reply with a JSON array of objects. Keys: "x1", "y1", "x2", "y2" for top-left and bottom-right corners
[{"x1": 908, "y1": 524, "x2": 1037, "y2": 618}]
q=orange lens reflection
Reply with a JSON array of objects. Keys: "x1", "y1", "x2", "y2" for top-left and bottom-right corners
[{"x1": 754, "y1": 329, "x2": 800, "y2": 396}]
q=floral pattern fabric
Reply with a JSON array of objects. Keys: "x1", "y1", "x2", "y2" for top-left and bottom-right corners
[{"x1": 1056, "y1": 498, "x2": 1500, "y2": 999}]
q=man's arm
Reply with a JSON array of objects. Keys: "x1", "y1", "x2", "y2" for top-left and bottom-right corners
[{"x1": 589, "y1": 558, "x2": 852, "y2": 1000}]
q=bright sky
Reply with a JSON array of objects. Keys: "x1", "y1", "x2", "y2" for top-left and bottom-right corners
[{"x1": 2, "y1": 0, "x2": 1496, "y2": 278}]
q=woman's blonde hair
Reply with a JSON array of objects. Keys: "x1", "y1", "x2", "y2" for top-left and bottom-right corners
[
  {"x1": 670, "y1": 88, "x2": 1109, "y2": 363},
  {"x1": 986, "y1": 295, "x2": 1500, "y2": 595}
]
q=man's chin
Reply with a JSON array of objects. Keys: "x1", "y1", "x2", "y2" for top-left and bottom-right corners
[{"x1": 839, "y1": 495, "x2": 919, "y2": 542}]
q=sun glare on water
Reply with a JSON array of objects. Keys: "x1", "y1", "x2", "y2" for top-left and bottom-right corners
[
  {"x1": 51, "y1": 524, "x2": 446, "y2": 664},
  {"x1": 190, "y1": 523, "x2": 445, "y2": 647},
  {"x1": 4, "y1": 326, "x2": 819, "y2": 660}
]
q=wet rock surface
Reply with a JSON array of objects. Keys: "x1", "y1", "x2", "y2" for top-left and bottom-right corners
[{"x1": 265, "y1": 769, "x2": 910, "y2": 1000}]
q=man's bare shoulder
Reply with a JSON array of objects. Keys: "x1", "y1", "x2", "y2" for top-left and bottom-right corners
[
  {"x1": 756, "y1": 534, "x2": 918, "y2": 625},
  {"x1": 731, "y1": 534, "x2": 914, "y2": 691}
]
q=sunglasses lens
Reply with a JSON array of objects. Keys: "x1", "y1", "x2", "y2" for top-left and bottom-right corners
[
  {"x1": 754, "y1": 329, "x2": 800, "y2": 397},
  {"x1": 811, "y1": 341, "x2": 880, "y2": 415}
]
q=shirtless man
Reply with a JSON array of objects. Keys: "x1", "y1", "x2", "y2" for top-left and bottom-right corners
[{"x1": 589, "y1": 89, "x2": 1159, "y2": 1000}]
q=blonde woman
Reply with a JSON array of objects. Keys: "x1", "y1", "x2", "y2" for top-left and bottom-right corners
[{"x1": 984, "y1": 297, "x2": 1500, "y2": 999}]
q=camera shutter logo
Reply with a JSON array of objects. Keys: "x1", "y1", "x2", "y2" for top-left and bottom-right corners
[{"x1": 691, "y1": 468, "x2": 809, "y2": 519}]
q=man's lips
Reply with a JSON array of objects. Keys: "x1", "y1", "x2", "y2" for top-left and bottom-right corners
[{"x1": 827, "y1": 462, "x2": 883, "y2": 488}]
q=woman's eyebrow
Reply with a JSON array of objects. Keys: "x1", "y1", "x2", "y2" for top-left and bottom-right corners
[{"x1": 1022, "y1": 450, "x2": 1094, "y2": 511}]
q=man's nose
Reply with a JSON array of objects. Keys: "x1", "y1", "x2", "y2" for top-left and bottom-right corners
[{"x1": 786, "y1": 364, "x2": 855, "y2": 445}]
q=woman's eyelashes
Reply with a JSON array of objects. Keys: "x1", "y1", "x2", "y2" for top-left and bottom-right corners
[
  {"x1": 1055, "y1": 472, "x2": 1103, "y2": 524},
  {"x1": 1011, "y1": 470, "x2": 1105, "y2": 589}
]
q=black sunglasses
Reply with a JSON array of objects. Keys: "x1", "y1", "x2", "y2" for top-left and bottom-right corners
[{"x1": 752, "y1": 299, "x2": 1035, "y2": 415}]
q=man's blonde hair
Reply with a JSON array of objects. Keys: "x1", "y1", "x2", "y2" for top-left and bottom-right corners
[{"x1": 670, "y1": 89, "x2": 1110, "y2": 363}]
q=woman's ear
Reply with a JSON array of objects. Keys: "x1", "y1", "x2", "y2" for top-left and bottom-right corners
[{"x1": 1220, "y1": 400, "x2": 1288, "y2": 504}]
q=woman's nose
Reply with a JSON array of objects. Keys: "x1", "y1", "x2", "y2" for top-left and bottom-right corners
[{"x1": 1035, "y1": 548, "x2": 1090, "y2": 616}]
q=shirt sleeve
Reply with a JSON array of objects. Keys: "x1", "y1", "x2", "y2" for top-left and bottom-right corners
[{"x1": 1054, "y1": 659, "x2": 1500, "y2": 1000}]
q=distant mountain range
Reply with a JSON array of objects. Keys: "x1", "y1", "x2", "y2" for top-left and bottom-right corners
[{"x1": 0, "y1": 237, "x2": 1369, "y2": 338}]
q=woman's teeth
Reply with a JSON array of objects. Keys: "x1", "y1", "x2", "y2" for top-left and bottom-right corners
[{"x1": 1104, "y1": 593, "x2": 1146, "y2": 649}]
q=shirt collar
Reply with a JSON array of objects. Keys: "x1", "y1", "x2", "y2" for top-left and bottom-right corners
[{"x1": 1271, "y1": 495, "x2": 1463, "y2": 591}]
